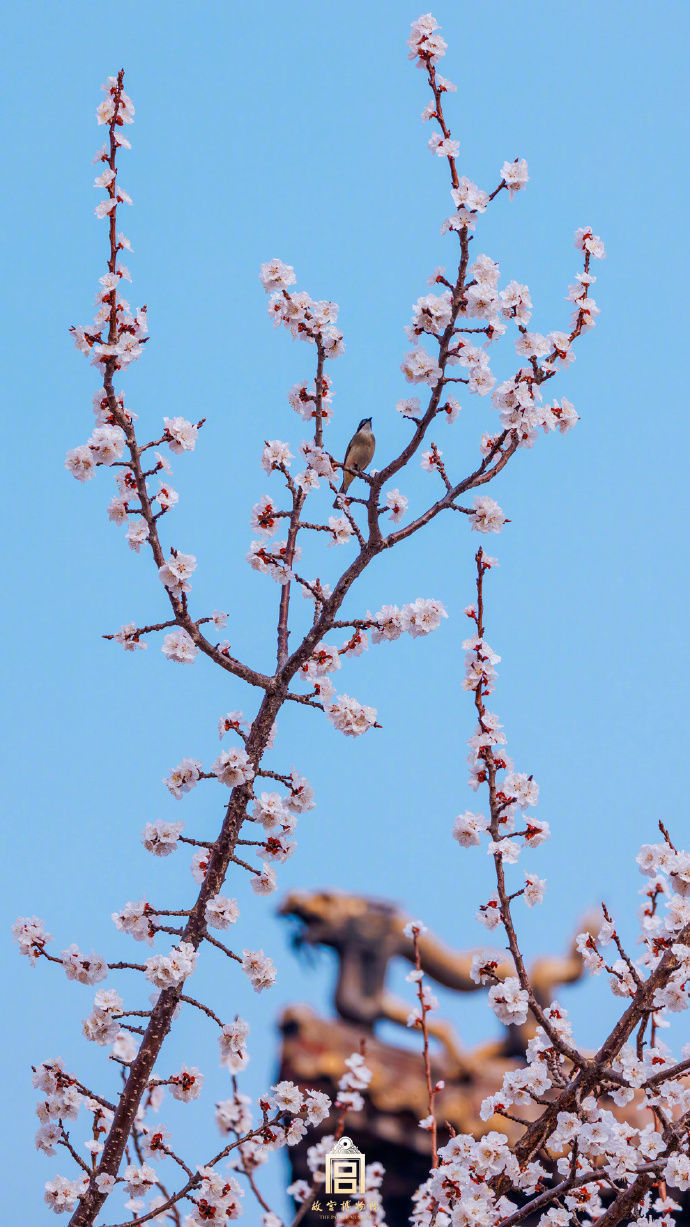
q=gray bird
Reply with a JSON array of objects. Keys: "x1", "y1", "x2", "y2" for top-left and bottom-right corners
[{"x1": 333, "y1": 417, "x2": 375, "y2": 507}]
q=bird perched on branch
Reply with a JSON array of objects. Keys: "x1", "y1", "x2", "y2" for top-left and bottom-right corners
[{"x1": 333, "y1": 417, "x2": 375, "y2": 507}]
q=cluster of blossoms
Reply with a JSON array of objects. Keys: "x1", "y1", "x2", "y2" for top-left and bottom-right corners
[
  {"x1": 574, "y1": 838, "x2": 690, "y2": 1010},
  {"x1": 286, "y1": 597, "x2": 448, "y2": 739},
  {"x1": 400, "y1": 13, "x2": 605, "y2": 483},
  {"x1": 288, "y1": 373, "x2": 335, "y2": 425},
  {"x1": 64, "y1": 80, "x2": 211, "y2": 666},
  {"x1": 247, "y1": 537, "x2": 299, "y2": 584},
  {"x1": 144, "y1": 940, "x2": 197, "y2": 990},
  {"x1": 335, "y1": 1052, "x2": 373, "y2": 1114},
  {"x1": 401, "y1": 544, "x2": 690, "y2": 1224},
  {"x1": 260, "y1": 258, "x2": 345, "y2": 359},
  {"x1": 185, "y1": 1168, "x2": 244, "y2": 1223},
  {"x1": 82, "y1": 989, "x2": 124, "y2": 1045},
  {"x1": 152, "y1": 741, "x2": 311, "y2": 910},
  {"x1": 409, "y1": 1021, "x2": 690, "y2": 1225},
  {"x1": 369, "y1": 597, "x2": 448, "y2": 644},
  {"x1": 455, "y1": 554, "x2": 553, "y2": 950}
]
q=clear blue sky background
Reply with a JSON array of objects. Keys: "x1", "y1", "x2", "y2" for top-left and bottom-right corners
[{"x1": 4, "y1": 2, "x2": 689, "y2": 1221}]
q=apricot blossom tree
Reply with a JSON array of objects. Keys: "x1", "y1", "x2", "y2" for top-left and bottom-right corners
[{"x1": 15, "y1": 14, "x2": 685, "y2": 1227}]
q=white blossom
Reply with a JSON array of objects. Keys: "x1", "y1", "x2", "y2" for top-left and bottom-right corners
[
  {"x1": 261, "y1": 440, "x2": 293, "y2": 473},
  {"x1": 164, "y1": 416, "x2": 198, "y2": 453},
  {"x1": 501, "y1": 157, "x2": 529, "y2": 198},
  {"x1": 112, "y1": 900, "x2": 153, "y2": 944},
  {"x1": 328, "y1": 514, "x2": 353, "y2": 546},
  {"x1": 12, "y1": 916, "x2": 52, "y2": 964},
  {"x1": 664, "y1": 1152, "x2": 690, "y2": 1191},
  {"x1": 259, "y1": 258, "x2": 296, "y2": 293},
  {"x1": 401, "y1": 597, "x2": 447, "y2": 637},
  {"x1": 396, "y1": 396, "x2": 421, "y2": 419},
  {"x1": 204, "y1": 894, "x2": 239, "y2": 930},
  {"x1": 113, "y1": 622, "x2": 146, "y2": 650},
  {"x1": 385, "y1": 489, "x2": 408, "y2": 523},
  {"x1": 161, "y1": 629, "x2": 198, "y2": 663},
  {"x1": 211, "y1": 746, "x2": 254, "y2": 787},
  {"x1": 164, "y1": 757, "x2": 202, "y2": 798},
  {"x1": 124, "y1": 1163, "x2": 157, "y2": 1197},
  {"x1": 285, "y1": 770, "x2": 315, "y2": 813},
  {"x1": 453, "y1": 811, "x2": 488, "y2": 848},
  {"x1": 60, "y1": 945, "x2": 108, "y2": 985},
  {"x1": 170, "y1": 1065, "x2": 204, "y2": 1103},
  {"x1": 252, "y1": 791, "x2": 288, "y2": 830},
  {"x1": 401, "y1": 347, "x2": 442, "y2": 386},
  {"x1": 142, "y1": 819, "x2": 184, "y2": 856},
  {"x1": 45, "y1": 1175, "x2": 88, "y2": 1214},
  {"x1": 371, "y1": 604, "x2": 404, "y2": 643},
  {"x1": 218, "y1": 1018, "x2": 250, "y2": 1071},
  {"x1": 503, "y1": 771, "x2": 539, "y2": 809},
  {"x1": 144, "y1": 941, "x2": 197, "y2": 989},
  {"x1": 158, "y1": 551, "x2": 197, "y2": 597},
  {"x1": 242, "y1": 949, "x2": 277, "y2": 992},
  {"x1": 216, "y1": 1092, "x2": 253, "y2": 1136},
  {"x1": 325, "y1": 694, "x2": 378, "y2": 737},
  {"x1": 470, "y1": 495, "x2": 507, "y2": 534},
  {"x1": 575, "y1": 227, "x2": 606, "y2": 260},
  {"x1": 126, "y1": 520, "x2": 149, "y2": 552},
  {"x1": 524, "y1": 873, "x2": 546, "y2": 907},
  {"x1": 488, "y1": 977, "x2": 529, "y2": 1025},
  {"x1": 251, "y1": 863, "x2": 278, "y2": 896}
]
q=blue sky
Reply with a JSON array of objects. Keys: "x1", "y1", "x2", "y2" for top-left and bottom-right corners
[{"x1": 4, "y1": 1, "x2": 689, "y2": 1221}]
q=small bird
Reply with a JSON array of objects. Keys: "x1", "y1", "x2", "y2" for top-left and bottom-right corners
[{"x1": 333, "y1": 417, "x2": 375, "y2": 508}]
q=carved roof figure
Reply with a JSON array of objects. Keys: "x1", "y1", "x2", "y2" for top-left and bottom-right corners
[{"x1": 280, "y1": 886, "x2": 601, "y2": 1066}]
